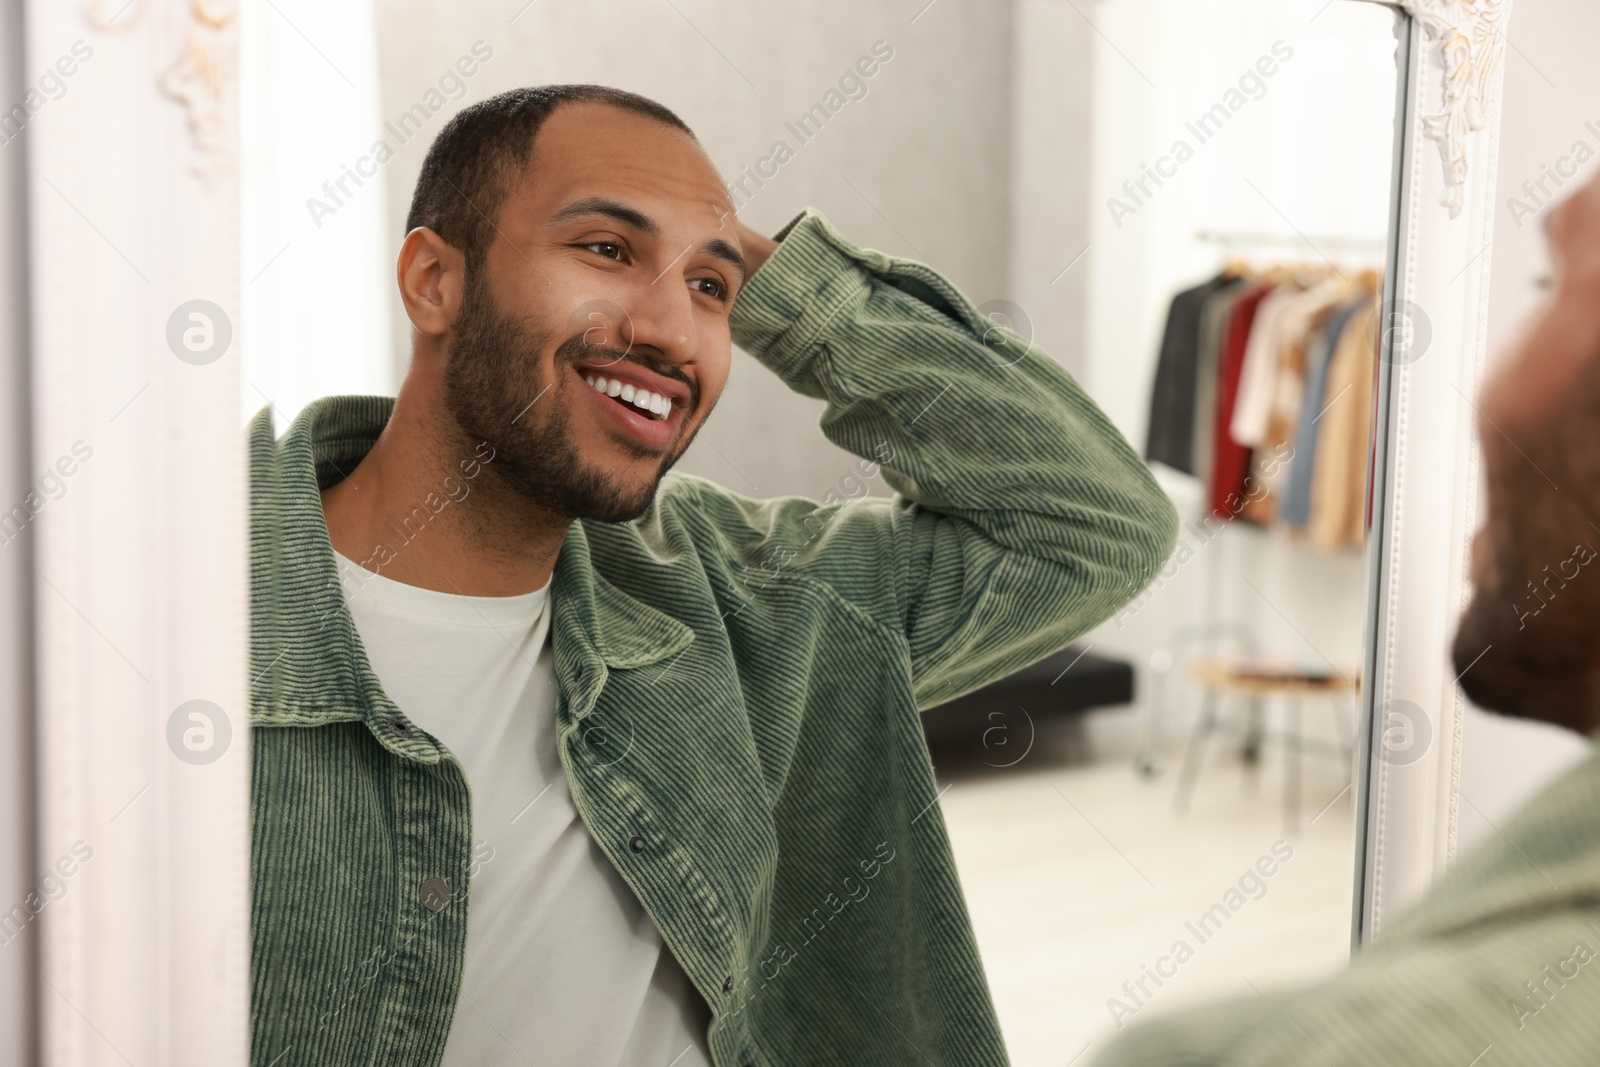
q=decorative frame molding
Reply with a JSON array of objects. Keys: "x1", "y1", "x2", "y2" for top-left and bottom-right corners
[
  {"x1": 1410, "y1": 0, "x2": 1509, "y2": 217},
  {"x1": 157, "y1": 0, "x2": 238, "y2": 176},
  {"x1": 34, "y1": 0, "x2": 248, "y2": 1062},
  {"x1": 1352, "y1": 0, "x2": 1513, "y2": 942}
]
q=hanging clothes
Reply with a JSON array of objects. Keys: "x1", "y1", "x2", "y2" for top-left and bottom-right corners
[
  {"x1": 1144, "y1": 273, "x2": 1248, "y2": 474},
  {"x1": 1238, "y1": 278, "x2": 1352, "y2": 525},
  {"x1": 1229, "y1": 282, "x2": 1307, "y2": 448},
  {"x1": 1281, "y1": 295, "x2": 1366, "y2": 529},
  {"x1": 1190, "y1": 280, "x2": 1263, "y2": 488},
  {"x1": 1310, "y1": 290, "x2": 1379, "y2": 551},
  {"x1": 1207, "y1": 284, "x2": 1274, "y2": 520},
  {"x1": 1142, "y1": 263, "x2": 1384, "y2": 553}
]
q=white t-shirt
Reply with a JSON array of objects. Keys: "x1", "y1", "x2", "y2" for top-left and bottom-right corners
[{"x1": 333, "y1": 548, "x2": 713, "y2": 1067}]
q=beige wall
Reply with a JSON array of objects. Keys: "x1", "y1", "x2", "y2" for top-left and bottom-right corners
[{"x1": 373, "y1": 0, "x2": 1031, "y2": 502}]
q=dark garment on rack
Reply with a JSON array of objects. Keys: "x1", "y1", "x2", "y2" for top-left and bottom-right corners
[
  {"x1": 1208, "y1": 284, "x2": 1274, "y2": 520},
  {"x1": 1190, "y1": 282, "x2": 1262, "y2": 487},
  {"x1": 1144, "y1": 273, "x2": 1247, "y2": 474}
]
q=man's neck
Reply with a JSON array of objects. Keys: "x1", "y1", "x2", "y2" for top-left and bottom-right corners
[{"x1": 319, "y1": 391, "x2": 567, "y2": 598}]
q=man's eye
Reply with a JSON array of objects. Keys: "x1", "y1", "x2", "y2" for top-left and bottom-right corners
[
  {"x1": 582, "y1": 241, "x2": 624, "y2": 260},
  {"x1": 691, "y1": 277, "x2": 728, "y2": 301}
]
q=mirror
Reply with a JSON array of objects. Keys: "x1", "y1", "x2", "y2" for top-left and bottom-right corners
[
  {"x1": 920, "y1": 1, "x2": 1403, "y2": 1060},
  {"x1": 236, "y1": 1, "x2": 1405, "y2": 1063},
  {"x1": 13, "y1": 0, "x2": 1524, "y2": 1061}
]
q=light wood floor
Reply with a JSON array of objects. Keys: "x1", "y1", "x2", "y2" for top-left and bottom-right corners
[{"x1": 938, "y1": 741, "x2": 1357, "y2": 1067}]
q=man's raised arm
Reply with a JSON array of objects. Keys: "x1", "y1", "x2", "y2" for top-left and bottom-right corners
[{"x1": 668, "y1": 206, "x2": 1178, "y2": 710}]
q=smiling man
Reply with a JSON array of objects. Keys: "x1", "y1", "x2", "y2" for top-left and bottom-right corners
[{"x1": 248, "y1": 84, "x2": 1177, "y2": 1067}]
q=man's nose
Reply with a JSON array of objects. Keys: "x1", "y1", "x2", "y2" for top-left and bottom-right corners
[{"x1": 622, "y1": 275, "x2": 698, "y2": 362}]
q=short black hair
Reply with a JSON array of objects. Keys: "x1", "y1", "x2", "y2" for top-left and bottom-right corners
[{"x1": 404, "y1": 84, "x2": 696, "y2": 273}]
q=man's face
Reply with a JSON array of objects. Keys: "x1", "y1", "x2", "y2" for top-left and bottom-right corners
[
  {"x1": 1451, "y1": 173, "x2": 1600, "y2": 732},
  {"x1": 441, "y1": 101, "x2": 746, "y2": 523}
]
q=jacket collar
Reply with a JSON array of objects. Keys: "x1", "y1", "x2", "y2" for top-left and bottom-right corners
[{"x1": 248, "y1": 394, "x2": 694, "y2": 759}]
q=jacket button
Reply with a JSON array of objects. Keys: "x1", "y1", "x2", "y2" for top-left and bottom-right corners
[
  {"x1": 723, "y1": 975, "x2": 735, "y2": 994},
  {"x1": 576, "y1": 663, "x2": 585, "y2": 679},
  {"x1": 627, "y1": 834, "x2": 647, "y2": 854},
  {"x1": 419, "y1": 878, "x2": 452, "y2": 912}
]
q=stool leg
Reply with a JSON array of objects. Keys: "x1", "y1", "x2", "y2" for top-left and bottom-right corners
[
  {"x1": 1339, "y1": 689, "x2": 1357, "y2": 767},
  {"x1": 1137, "y1": 672, "x2": 1166, "y2": 777},
  {"x1": 1285, "y1": 697, "x2": 1302, "y2": 834},
  {"x1": 1242, "y1": 697, "x2": 1263, "y2": 796},
  {"x1": 1327, "y1": 689, "x2": 1356, "y2": 799},
  {"x1": 1173, "y1": 689, "x2": 1218, "y2": 815}
]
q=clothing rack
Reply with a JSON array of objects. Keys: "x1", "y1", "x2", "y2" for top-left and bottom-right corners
[
  {"x1": 1138, "y1": 260, "x2": 1379, "y2": 776},
  {"x1": 1194, "y1": 229, "x2": 1389, "y2": 253}
]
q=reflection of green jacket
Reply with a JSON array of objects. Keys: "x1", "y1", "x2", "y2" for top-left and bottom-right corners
[
  {"x1": 1091, "y1": 744, "x2": 1600, "y2": 1066},
  {"x1": 247, "y1": 207, "x2": 1177, "y2": 1066}
]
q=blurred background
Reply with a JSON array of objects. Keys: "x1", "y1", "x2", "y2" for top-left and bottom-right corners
[
  {"x1": 1, "y1": 0, "x2": 1596, "y2": 1065},
  {"x1": 243, "y1": 3, "x2": 1401, "y2": 1056}
]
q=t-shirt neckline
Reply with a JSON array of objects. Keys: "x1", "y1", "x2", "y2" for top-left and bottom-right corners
[{"x1": 332, "y1": 547, "x2": 551, "y2": 630}]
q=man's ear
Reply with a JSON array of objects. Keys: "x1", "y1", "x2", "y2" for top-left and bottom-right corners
[{"x1": 397, "y1": 227, "x2": 467, "y2": 338}]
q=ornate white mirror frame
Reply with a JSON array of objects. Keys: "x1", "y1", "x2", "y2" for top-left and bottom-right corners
[
  {"x1": 1351, "y1": 0, "x2": 1513, "y2": 942},
  {"x1": 24, "y1": 1, "x2": 249, "y2": 1063}
]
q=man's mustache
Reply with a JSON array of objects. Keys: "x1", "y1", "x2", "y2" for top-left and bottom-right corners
[{"x1": 561, "y1": 334, "x2": 695, "y2": 408}]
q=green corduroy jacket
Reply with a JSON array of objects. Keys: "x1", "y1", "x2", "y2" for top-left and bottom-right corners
[
  {"x1": 248, "y1": 206, "x2": 1178, "y2": 1066},
  {"x1": 1088, "y1": 741, "x2": 1600, "y2": 1066}
]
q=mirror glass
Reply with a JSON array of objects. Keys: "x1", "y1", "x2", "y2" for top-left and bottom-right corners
[
  {"x1": 240, "y1": 1, "x2": 1404, "y2": 1064},
  {"x1": 925, "y1": 2, "x2": 1403, "y2": 1062}
]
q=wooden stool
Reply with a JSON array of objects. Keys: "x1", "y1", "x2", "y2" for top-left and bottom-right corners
[{"x1": 1172, "y1": 658, "x2": 1358, "y2": 833}]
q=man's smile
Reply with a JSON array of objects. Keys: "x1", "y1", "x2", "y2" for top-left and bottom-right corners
[{"x1": 574, "y1": 362, "x2": 683, "y2": 451}]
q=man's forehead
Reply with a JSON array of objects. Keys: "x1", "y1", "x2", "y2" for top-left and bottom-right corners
[{"x1": 524, "y1": 105, "x2": 735, "y2": 227}]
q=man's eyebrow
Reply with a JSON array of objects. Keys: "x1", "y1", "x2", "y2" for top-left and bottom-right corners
[
  {"x1": 549, "y1": 196, "x2": 658, "y2": 235},
  {"x1": 703, "y1": 237, "x2": 748, "y2": 284}
]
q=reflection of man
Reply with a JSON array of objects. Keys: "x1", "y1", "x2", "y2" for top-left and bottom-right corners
[
  {"x1": 248, "y1": 85, "x2": 1177, "y2": 1065},
  {"x1": 1090, "y1": 168, "x2": 1600, "y2": 1066}
]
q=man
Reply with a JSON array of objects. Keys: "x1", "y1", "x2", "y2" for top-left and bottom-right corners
[
  {"x1": 1089, "y1": 168, "x2": 1600, "y2": 1065},
  {"x1": 248, "y1": 84, "x2": 1176, "y2": 1066}
]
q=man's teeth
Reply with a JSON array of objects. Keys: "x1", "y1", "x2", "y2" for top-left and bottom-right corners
[{"x1": 583, "y1": 374, "x2": 673, "y2": 421}]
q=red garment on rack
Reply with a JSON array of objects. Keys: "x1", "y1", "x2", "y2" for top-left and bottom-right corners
[{"x1": 1208, "y1": 284, "x2": 1273, "y2": 520}]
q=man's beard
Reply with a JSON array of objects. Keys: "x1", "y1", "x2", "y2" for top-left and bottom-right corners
[
  {"x1": 1452, "y1": 518, "x2": 1600, "y2": 734},
  {"x1": 442, "y1": 269, "x2": 690, "y2": 524}
]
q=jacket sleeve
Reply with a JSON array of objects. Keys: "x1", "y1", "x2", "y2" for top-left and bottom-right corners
[{"x1": 680, "y1": 206, "x2": 1177, "y2": 711}]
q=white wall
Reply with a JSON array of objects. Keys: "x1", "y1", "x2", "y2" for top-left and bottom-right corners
[
  {"x1": 241, "y1": 0, "x2": 394, "y2": 430},
  {"x1": 1080, "y1": 0, "x2": 1397, "y2": 450},
  {"x1": 1456, "y1": 0, "x2": 1597, "y2": 849},
  {"x1": 1007, "y1": 0, "x2": 1096, "y2": 385}
]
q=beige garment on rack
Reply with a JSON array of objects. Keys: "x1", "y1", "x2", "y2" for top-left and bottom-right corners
[
  {"x1": 1228, "y1": 282, "x2": 1304, "y2": 447},
  {"x1": 1308, "y1": 293, "x2": 1378, "y2": 551},
  {"x1": 1239, "y1": 278, "x2": 1352, "y2": 525}
]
